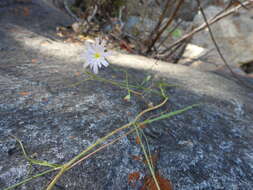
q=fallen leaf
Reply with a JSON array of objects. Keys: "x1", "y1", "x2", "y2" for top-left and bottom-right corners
[
  {"x1": 141, "y1": 173, "x2": 173, "y2": 190},
  {"x1": 23, "y1": 7, "x2": 30, "y2": 16},
  {"x1": 128, "y1": 172, "x2": 141, "y2": 187}
]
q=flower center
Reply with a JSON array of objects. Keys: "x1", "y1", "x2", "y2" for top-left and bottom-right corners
[{"x1": 94, "y1": 53, "x2": 101, "y2": 59}]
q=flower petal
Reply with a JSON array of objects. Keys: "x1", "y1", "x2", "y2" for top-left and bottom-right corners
[
  {"x1": 95, "y1": 38, "x2": 100, "y2": 46},
  {"x1": 100, "y1": 39, "x2": 106, "y2": 47},
  {"x1": 100, "y1": 59, "x2": 109, "y2": 67},
  {"x1": 94, "y1": 59, "x2": 102, "y2": 68},
  {"x1": 93, "y1": 64, "x2": 99, "y2": 74}
]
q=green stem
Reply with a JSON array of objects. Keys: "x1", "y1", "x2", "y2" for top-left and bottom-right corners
[
  {"x1": 4, "y1": 168, "x2": 58, "y2": 190},
  {"x1": 46, "y1": 97, "x2": 169, "y2": 190},
  {"x1": 134, "y1": 125, "x2": 160, "y2": 190}
]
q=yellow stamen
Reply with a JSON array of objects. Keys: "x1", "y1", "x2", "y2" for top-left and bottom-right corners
[{"x1": 94, "y1": 53, "x2": 101, "y2": 59}]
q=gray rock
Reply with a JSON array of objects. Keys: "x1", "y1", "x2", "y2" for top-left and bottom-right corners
[
  {"x1": 190, "y1": 5, "x2": 253, "y2": 74},
  {"x1": 0, "y1": 1, "x2": 253, "y2": 190}
]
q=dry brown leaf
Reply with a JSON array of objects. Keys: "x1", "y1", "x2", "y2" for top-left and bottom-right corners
[
  {"x1": 23, "y1": 7, "x2": 30, "y2": 16},
  {"x1": 141, "y1": 173, "x2": 173, "y2": 190},
  {"x1": 128, "y1": 171, "x2": 141, "y2": 187}
]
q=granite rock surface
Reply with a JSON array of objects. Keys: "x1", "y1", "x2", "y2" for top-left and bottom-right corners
[{"x1": 0, "y1": 1, "x2": 253, "y2": 190}]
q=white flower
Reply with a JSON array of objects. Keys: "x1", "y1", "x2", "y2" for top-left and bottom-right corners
[{"x1": 84, "y1": 38, "x2": 110, "y2": 74}]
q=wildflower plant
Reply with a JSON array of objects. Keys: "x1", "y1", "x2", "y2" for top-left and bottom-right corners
[
  {"x1": 4, "y1": 62, "x2": 199, "y2": 190},
  {"x1": 4, "y1": 37, "x2": 199, "y2": 190},
  {"x1": 84, "y1": 38, "x2": 111, "y2": 74}
]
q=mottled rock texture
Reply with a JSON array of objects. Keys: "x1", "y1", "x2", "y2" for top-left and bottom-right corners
[{"x1": 0, "y1": 1, "x2": 253, "y2": 190}]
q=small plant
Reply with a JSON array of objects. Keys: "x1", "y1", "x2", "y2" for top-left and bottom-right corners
[{"x1": 3, "y1": 37, "x2": 199, "y2": 190}]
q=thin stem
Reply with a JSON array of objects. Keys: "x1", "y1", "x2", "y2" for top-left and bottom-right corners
[
  {"x1": 46, "y1": 168, "x2": 66, "y2": 190},
  {"x1": 46, "y1": 97, "x2": 169, "y2": 190},
  {"x1": 134, "y1": 125, "x2": 160, "y2": 190},
  {"x1": 195, "y1": 0, "x2": 253, "y2": 90},
  {"x1": 4, "y1": 168, "x2": 58, "y2": 190},
  {"x1": 158, "y1": 0, "x2": 252, "y2": 56},
  {"x1": 146, "y1": 0, "x2": 184, "y2": 53},
  {"x1": 148, "y1": 0, "x2": 174, "y2": 41},
  {"x1": 85, "y1": 72, "x2": 143, "y2": 95},
  {"x1": 69, "y1": 103, "x2": 198, "y2": 169}
]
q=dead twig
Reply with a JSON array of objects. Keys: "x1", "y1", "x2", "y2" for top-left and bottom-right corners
[
  {"x1": 63, "y1": 0, "x2": 80, "y2": 22},
  {"x1": 158, "y1": 0, "x2": 253, "y2": 57},
  {"x1": 156, "y1": 19, "x2": 184, "y2": 50},
  {"x1": 82, "y1": 4, "x2": 98, "y2": 34},
  {"x1": 146, "y1": 0, "x2": 185, "y2": 54},
  {"x1": 86, "y1": 4, "x2": 97, "y2": 23},
  {"x1": 147, "y1": 0, "x2": 174, "y2": 43},
  {"x1": 195, "y1": 0, "x2": 253, "y2": 90}
]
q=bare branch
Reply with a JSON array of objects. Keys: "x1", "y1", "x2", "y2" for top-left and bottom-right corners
[
  {"x1": 195, "y1": 0, "x2": 253, "y2": 90},
  {"x1": 87, "y1": 4, "x2": 97, "y2": 23},
  {"x1": 146, "y1": 0, "x2": 185, "y2": 54},
  {"x1": 148, "y1": 0, "x2": 174, "y2": 42},
  {"x1": 158, "y1": 0, "x2": 253, "y2": 57},
  {"x1": 63, "y1": 0, "x2": 80, "y2": 22}
]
